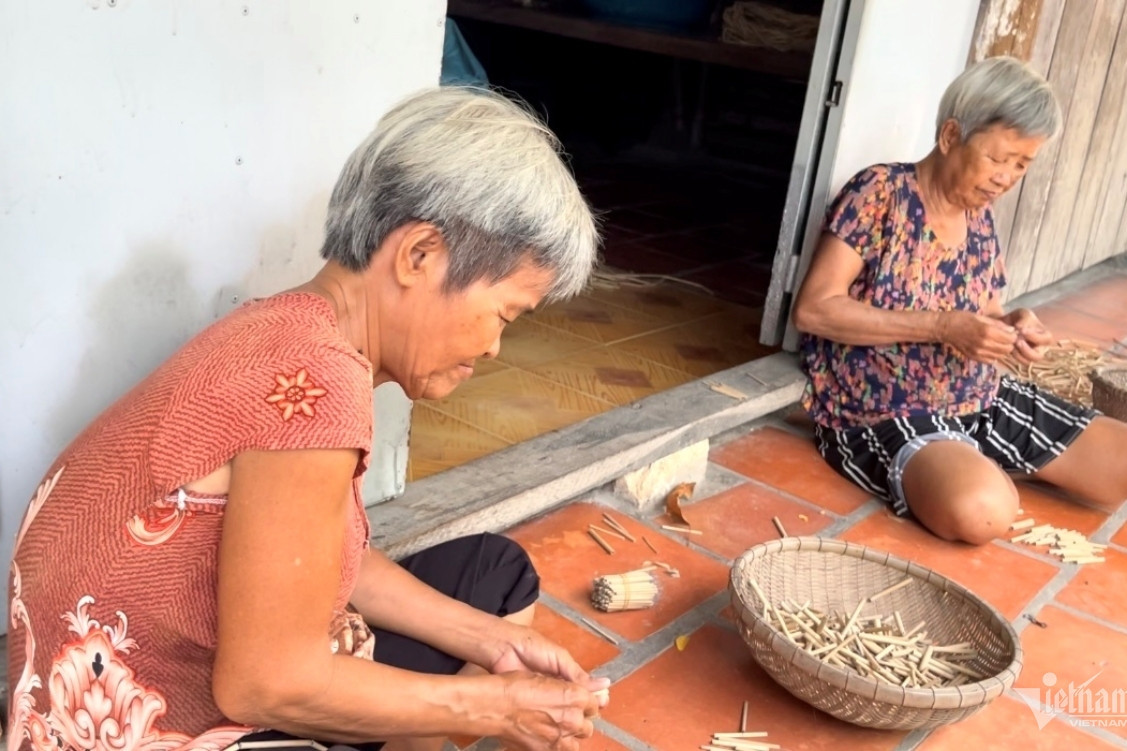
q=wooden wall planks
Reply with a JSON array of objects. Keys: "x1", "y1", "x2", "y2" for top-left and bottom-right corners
[{"x1": 974, "y1": 0, "x2": 1127, "y2": 297}]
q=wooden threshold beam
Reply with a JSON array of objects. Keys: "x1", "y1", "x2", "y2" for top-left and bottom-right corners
[{"x1": 369, "y1": 352, "x2": 805, "y2": 559}]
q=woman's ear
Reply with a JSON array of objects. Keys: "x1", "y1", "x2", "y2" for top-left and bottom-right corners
[
  {"x1": 391, "y1": 222, "x2": 449, "y2": 289},
  {"x1": 937, "y1": 118, "x2": 962, "y2": 155}
]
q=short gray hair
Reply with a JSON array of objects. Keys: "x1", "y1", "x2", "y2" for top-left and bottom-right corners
[
  {"x1": 936, "y1": 56, "x2": 1061, "y2": 141},
  {"x1": 321, "y1": 87, "x2": 599, "y2": 302}
]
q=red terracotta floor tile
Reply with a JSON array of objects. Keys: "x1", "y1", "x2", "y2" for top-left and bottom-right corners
[
  {"x1": 657, "y1": 482, "x2": 834, "y2": 561},
  {"x1": 1033, "y1": 304, "x2": 1124, "y2": 350},
  {"x1": 532, "y1": 604, "x2": 621, "y2": 674},
  {"x1": 711, "y1": 427, "x2": 873, "y2": 514},
  {"x1": 840, "y1": 513, "x2": 1058, "y2": 620},
  {"x1": 1056, "y1": 547, "x2": 1127, "y2": 630},
  {"x1": 916, "y1": 694, "x2": 1121, "y2": 750},
  {"x1": 603, "y1": 624, "x2": 906, "y2": 751},
  {"x1": 506, "y1": 502, "x2": 730, "y2": 643},
  {"x1": 1018, "y1": 605, "x2": 1127, "y2": 741},
  {"x1": 1054, "y1": 275, "x2": 1127, "y2": 325},
  {"x1": 1005, "y1": 482, "x2": 1109, "y2": 561}
]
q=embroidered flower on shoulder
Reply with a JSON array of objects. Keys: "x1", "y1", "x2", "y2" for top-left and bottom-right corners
[{"x1": 265, "y1": 368, "x2": 327, "y2": 420}]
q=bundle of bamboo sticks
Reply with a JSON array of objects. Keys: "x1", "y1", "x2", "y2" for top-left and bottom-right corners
[
  {"x1": 1001, "y1": 340, "x2": 1123, "y2": 406},
  {"x1": 1010, "y1": 519, "x2": 1106, "y2": 564},
  {"x1": 591, "y1": 567, "x2": 659, "y2": 612},
  {"x1": 746, "y1": 577, "x2": 986, "y2": 688}
]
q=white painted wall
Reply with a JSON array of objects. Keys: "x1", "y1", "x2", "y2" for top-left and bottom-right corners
[
  {"x1": 0, "y1": 0, "x2": 446, "y2": 629},
  {"x1": 829, "y1": 0, "x2": 981, "y2": 190}
]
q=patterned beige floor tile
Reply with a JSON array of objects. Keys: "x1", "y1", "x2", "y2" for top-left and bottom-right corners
[
  {"x1": 494, "y1": 317, "x2": 597, "y2": 369},
  {"x1": 525, "y1": 346, "x2": 696, "y2": 406},
  {"x1": 426, "y1": 369, "x2": 616, "y2": 444},
  {"x1": 406, "y1": 403, "x2": 512, "y2": 480},
  {"x1": 584, "y1": 281, "x2": 729, "y2": 325},
  {"x1": 528, "y1": 293, "x2": 672, "y2": 344},
  {"x1": 613, "y1": 320, "x2": 775, "y2": 377}
]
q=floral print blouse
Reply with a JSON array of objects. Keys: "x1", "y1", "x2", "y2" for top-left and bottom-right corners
[
  {"x1": 800, "y1": 163, "x2": 1007, "y2": 429},
  {"x1": 8, "y1": 293, "x2": 375, "y2": 751}
]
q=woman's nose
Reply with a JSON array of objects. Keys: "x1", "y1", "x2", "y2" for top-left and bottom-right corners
[{"x1": 483, "y1": 334, "x2": 502, "y2": 360}]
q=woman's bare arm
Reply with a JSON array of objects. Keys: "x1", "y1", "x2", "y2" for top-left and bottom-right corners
[
  {"x1": 792, "y1": 233, "x2": 1018, "y2": 362},
  {"x1": 213, "y1": 447, "x2": 595, "y2": 747}
]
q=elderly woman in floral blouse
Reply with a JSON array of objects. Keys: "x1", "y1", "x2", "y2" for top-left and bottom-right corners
[{"x1": 793, "y1": 57, "x2": 1127, "y2": 544}]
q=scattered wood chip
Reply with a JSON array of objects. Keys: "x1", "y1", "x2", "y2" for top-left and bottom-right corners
[
  {"x1": 708, "y1": 382, "x2": 749, "y2": 400},
  {"x1": 665, "y1": 482, "x2": 695, "y2": 526},
  {"x1": 798, "y1": 513, "x2": 809, "y2": 522},
  {"x1": 675, "y1": 634, "x2": 691, "y2": 651}
]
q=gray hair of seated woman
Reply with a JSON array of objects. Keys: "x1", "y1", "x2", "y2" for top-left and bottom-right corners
[
  {"x1": 935, "y1": 56, "x2": 1062, "y2": 142},
  {"x1": 320, "y1": 86, "x2": 599, "y2": 303}
]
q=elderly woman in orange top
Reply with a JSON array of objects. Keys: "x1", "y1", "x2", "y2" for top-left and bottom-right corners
[
  {"x1": 8, "y1": 88, "x2": 607, "y2": 751},
  {"x1": 793, "y1": 57, "x2": 1127, "y2": 545}
]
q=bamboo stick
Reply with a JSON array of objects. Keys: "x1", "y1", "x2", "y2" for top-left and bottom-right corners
[
  {"x1": 588, "y1": 528, "x2": 615, "y2": 555},
  {"x1": 662, "y1": 524, "x2": 703, "y2": 535},
  {"x1": 771, "y1": 516, "x2": 787, "y2": 538}
]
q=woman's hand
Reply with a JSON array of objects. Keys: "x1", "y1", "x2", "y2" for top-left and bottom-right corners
[
  {"x1": 495, "y1": 673, "x2": 600, "y2": 751},
  {"x1": 1004, "y1": 308, "x2": 1053, "y2": 364},
  {"x1": 938, "y1": 310, "x2": 1019, "y2": 363},
  {"x1": 489, "y1": 622, "x2": 610, "y2": 707}
]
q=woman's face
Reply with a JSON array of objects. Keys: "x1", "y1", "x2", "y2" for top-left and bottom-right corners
[
  {"x1": 378, "y1": 247, "x2": 555, "y2": 401},
  {"x1": 941, "y1": 122, "x2": 1046, "y2": 209}
]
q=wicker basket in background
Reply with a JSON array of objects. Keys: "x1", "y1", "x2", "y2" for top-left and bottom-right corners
[
  {"x1": 730, "y1": 538, "x2": 1021, "y2": 730},
  {"x1": 1091, "y1": 368, "x2": 1127, "y2": 422}
]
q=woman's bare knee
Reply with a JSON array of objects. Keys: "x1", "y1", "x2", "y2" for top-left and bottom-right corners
[
  {"x1": 940, "y1": 486, "x2": 1019, "y2": 544},
  {"x1": 903, "y1": 442, "x2": 1018, "y2": 545}
]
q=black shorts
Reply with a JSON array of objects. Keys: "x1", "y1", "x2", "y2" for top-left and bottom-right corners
[
  {"x1": 815, "y1": 376, "x2": 1097, "y2": 516},
  {"x1": 229, "y1": 533, "x2": 540, "y2": 751}
]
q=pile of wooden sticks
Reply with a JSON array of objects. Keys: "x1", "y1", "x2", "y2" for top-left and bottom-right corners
[
  {"x1": 1010, "y1": 519, "x2": 1106, "y2": 563},
  {"x1": 1001, "y1": 340, "x2": 1122, "y2": 406},
  {"x1": 700, "y1": 731, "x2": 778, "y2": 751},
  {"x1": 747, "y1": 577, "x2": 987, "y2": 688}
]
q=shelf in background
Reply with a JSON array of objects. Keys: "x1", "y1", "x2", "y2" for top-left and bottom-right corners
[{"x1": 448, "y1": 0, "x2": 814, "y2": 80}]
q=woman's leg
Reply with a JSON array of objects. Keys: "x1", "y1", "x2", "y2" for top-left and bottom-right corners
[
  {"x1": 377, "y1": 534, "x2": 540, "y2": 751},
  {"x1": 1031, "y1": 416, "x2": 1127, "y2": 511},
  {"x1": 900, "y1": 440, "x2": 1020, "y2": 545}
]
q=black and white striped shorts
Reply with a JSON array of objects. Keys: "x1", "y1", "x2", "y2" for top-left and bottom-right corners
[{"x1": 814, "y1": 376, "x2": 1097, "y2": 516}]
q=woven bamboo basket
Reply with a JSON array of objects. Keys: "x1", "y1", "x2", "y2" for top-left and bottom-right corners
[
  {"x1": 730, "y1": 538, "x2": 1021, "y2": 730},
  {"x1": 1091, "y1": 368, "x2": 1127, "y2": 422}
]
